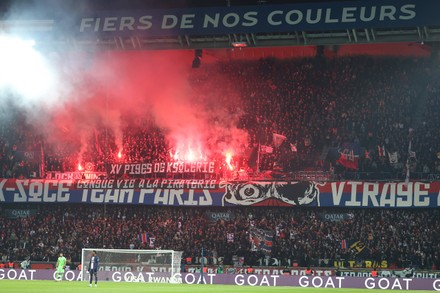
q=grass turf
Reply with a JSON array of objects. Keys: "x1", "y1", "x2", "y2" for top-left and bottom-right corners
[{"x1": 0, "y1": 281, "x2": 435, "y2": 293}]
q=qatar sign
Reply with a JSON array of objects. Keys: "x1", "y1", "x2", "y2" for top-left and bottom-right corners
[{"x1": 1, "y1": 179, "x2": 440, "y2": 207}]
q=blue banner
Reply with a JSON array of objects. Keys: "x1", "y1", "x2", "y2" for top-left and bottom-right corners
[
  {"x1": 6, "y1": 1, "x2": 439, "y2": 38},
  {"x1": 0, "y1": 179, "x2": 439, "y2": 208},
  {"x1": 69, "y1": 1, "x2": 436, "y2": 37},
  {"x1": 327, "y1": 143, "x2": 362, "y2": 170}
]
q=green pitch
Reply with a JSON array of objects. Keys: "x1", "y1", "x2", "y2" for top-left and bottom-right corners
[{"x1": 0, "y1": 280, "x2": 434, "y2": 293}]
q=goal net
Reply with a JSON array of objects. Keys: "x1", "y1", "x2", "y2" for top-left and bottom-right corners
[{"x1": 81, "y1": 248, "x2": 183, "y2": 283}]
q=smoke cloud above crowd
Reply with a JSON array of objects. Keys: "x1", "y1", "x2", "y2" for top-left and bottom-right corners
[
  {"x1": 0, "y1": 0, "x2": 251, "y2": 170},
  {"x1": 0, "y1": 35, "x2": 247, "y2": 165}
]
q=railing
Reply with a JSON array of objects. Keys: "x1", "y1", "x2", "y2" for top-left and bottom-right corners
[
  {"x1": 247, "y1": 171, "x2": 440, "y2": 182},
  {"x1": 344, "y1": 172, "x2": 438, "y2": 181},
  {"x1": 8, "y1": 170, "x2": 440, "y2": 182},
  {"x1": 291, "y1": 171, "x2": 334, "y2": 181}
]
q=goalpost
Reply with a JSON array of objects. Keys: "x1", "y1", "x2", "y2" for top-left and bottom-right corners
[{"x1": 81, "y1": 248, "x2": 183, "y2": 283}]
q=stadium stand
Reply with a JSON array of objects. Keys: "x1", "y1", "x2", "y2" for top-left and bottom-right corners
[
  {"x1": 1, "y1": 48, "x2": 440, "y2": 275},
  {"x1": 0, "y1": 204, "x2": 439, "y2": 270},
  {"x1": 1, "y1": 56, "x2": 440, "y2": 180}
]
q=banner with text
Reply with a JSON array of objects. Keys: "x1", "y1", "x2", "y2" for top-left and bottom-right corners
[
  {"x1": 46, "y1": 172, "x2": 107, "y2": 180},
  {"x1": 8, "y1": 1, "x2": 440, "y2": 41},
  {"x1": 0, "y1": 179, "x2": 439, "y2": 208},
  {"x1": 318, "y1": 213, "x2": 354, "y2": 222},
  {"x1": 3, "y1": 209, "x2": 37, "y2": 219},
  {"x1": 1, "y1": 269, "x2": 440, "y2": 290},
  {"x1": 107, "y1": 161, "x2": 216, "y2": 175},
  {"x1": 71, "y1": 1, "x2": 440, "y2": 37},
  {"x1": 206, "y1": 211, "x2": 235, "y2": 222}
]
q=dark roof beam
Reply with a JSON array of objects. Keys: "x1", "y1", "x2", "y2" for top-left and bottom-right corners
[
  {"x1": 346, "y1": 29, "x2": 352, "y2": 43},
  {"x1": 424, "y1": 26, "x2": 429, "y2": 40},
  {"x1": 352, "y1": 29, "x2": 358, "y2": 43},
  {"x1": 417, "y1": 26, "x2": 423, "y2": 40},
  {"x1": 185, "y1": 35, "x2": 191, "y2": 47},
  {"x1": 294, "y1": 31, "x2": 300, "y2": 45},
  {"x1": 364, "y1": 28, "x2": 370, "y2": 42},
  {"x1": 251, "y1": 33, "x2": 257, "y2": 46},
  {"x1": 117, "y1": 37, "x2": 124, "y2": 50},
  {"x1": 370, "y1": 29, "x2": 376, "y2": 41},
  {"x1": 245, "y1": 33, "x2": 251, "y2": 46},
  {"x1": 301, "y1": 31, "x2": 307, "y2": 45}
]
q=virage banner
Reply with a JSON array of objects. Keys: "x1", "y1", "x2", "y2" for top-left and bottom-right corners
[{"x1": 0, "y1": 179, "x2": 439, "y2": 207}]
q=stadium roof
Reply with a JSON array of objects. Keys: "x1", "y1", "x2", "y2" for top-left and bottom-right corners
[{"x1": 0, "y1": 0, "x2": 347, "y2": 10}]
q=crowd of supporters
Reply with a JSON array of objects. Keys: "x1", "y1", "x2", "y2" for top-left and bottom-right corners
[
  {"x1": 1, "y1": 56, "x2": 440, "y2": 179},
  {"x1": 0, "y1": 204, "x2": 439, "y2": 270}
]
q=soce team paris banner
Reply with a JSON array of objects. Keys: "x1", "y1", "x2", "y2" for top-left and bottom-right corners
[{"x1": 0, "y1": 179, "x2": 439, "y2": 207}]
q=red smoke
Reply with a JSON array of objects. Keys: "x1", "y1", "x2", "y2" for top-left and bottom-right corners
[{"x1": 35, "y1": 50, "x2": 248, "y2": 166}]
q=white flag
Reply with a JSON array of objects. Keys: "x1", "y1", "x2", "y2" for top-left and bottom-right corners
[
  {"x1": 272, "y1": 133, "x2": 287, "y2": 148},
  {"x1": 388, "y1": 151, "x2": 398, "y2": 164},
  {"x1": 290, "y1": 143, "x2": 297, "y2": 152}
]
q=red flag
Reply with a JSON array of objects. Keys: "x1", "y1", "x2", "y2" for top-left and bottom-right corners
[
  {"x1": 139, "y1": 232, "x2": 148, "y2": 243},
  {"x1": 337, "y1": 151, "x2": 358, "y2": 170},
  {"x1": 377, "y1": 145, "x2": 385, "y2": 157},
  {"x1": 341, "y1": 239, "x2": 347, "y2": 250}
]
